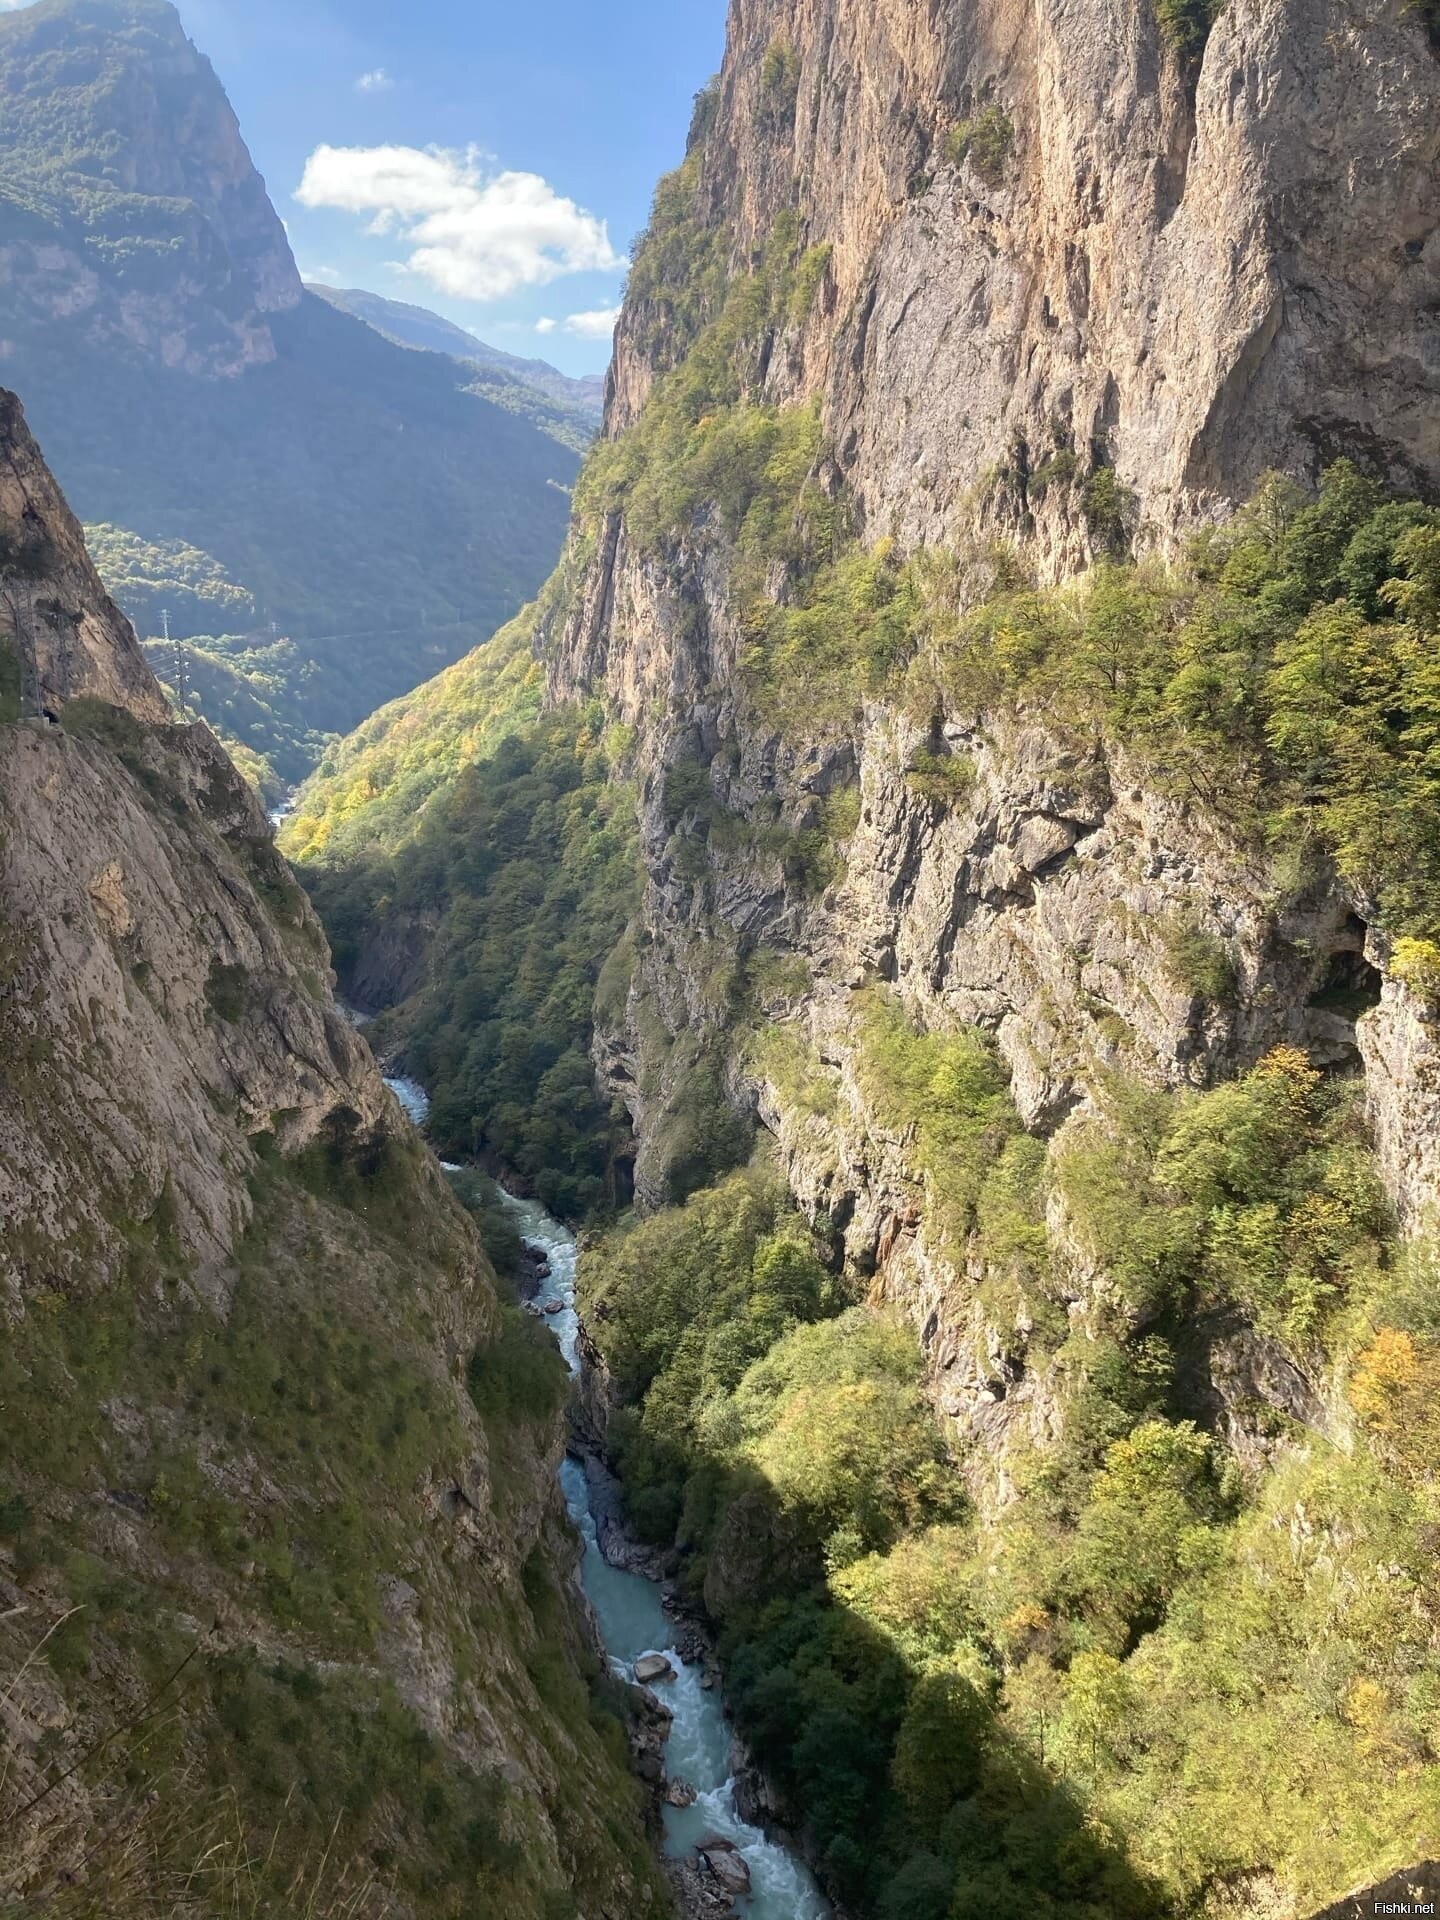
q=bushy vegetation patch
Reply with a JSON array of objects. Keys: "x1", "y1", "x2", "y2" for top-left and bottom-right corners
[
  {"x1": 1154, "y1": 0, "x2": 1224, "y2": 56},
  {"x1": 0, "y1": 1129, "x2": 666, "y2": 1918},
  {"x1": 759, "y1": 39, "x2": 802, "y2": 128},
  {"x1": 944, "y1": 105, "x2": 1013, "y2": 184},
  {"x1": 676, "y1": 443, "x2": 1440, "y2": 942},
  {"x1": 923, "y1": 465, "x2": 1440, "y2": 943},
  {"x1": 575, "y1": 205, "x2": 840, "y2": 567},
  {"x1": 0, "y1": 636, "x2": 20, "y2": 724},
  {"x1": 203, "y1": 959, "x2": 247, "y2": 1024},
  {"x1": 468, "y1": 1308, "x2": 571, "y2": 1428},
  {"x1": 580, "y1": 1012, "x2": 1428, "y2": 1918},
  {"x1": 621, "y1": 146, "x2": 731, "y2": 371},
  {"x1": 282, "y1": 610, "x2": 545, "y2": 867},
  {"x1": 579, "y1": 1161, "x2": 1157, "y2": 1915},
  {"x1": 297, "y1": 704, "x2": 640, "y2": 1219},
  {"x1": 446, "y1": 1166, "x2": 527, "y2": 1281},
  {"x1": 854, "y1": 993, "x2": 1037, "y2": 1265}
]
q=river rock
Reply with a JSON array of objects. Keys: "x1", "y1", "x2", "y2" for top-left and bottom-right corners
[
  {"x1": 665, "y1": 1777, "x2": 698, "y2": 1808},
  {"x1": 697, "y1": 1839, "x2": 751, "y2": 1898},
  {"x1": 515, "y1": 1243, "x2": 548, "y2": 1301},
  {"x1": 666, "y1": 1857, "x2": 735, "y2": 1919},
  {"x1": 672, "y1": 1624, "x2": 707, "y2": 1664},
  {"x1": 634, "y1": 1653, "x2": 676, "y2": 1685},
  {"x1": 638, "y1": 1687, "x2": 673, "y2": 1732}
]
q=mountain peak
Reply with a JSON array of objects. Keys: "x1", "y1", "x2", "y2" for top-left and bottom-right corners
[{"x1": 0, "y1": 0, "x2": 301, "y2": 373}]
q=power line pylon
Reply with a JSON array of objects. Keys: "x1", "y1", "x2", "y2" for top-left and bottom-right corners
[{"x1": 162, "y1": 607, "x2": 190, "y2": 719}]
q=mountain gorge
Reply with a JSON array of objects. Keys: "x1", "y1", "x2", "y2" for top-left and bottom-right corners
[
  {"x1": 0, "y1": 0, "x2": 582, "y2": 790},
  {"x1": 288, "y1": 0, "x2": 1440, "y2": 1914}
]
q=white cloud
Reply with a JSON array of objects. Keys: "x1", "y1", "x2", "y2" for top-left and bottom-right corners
[
  {"x1": 560, "y1": 306, "x2": 621, "y2": 340},
  {"x1": 295, "y1": 145, "x2": 624, "y2": 303},
  {"x1": 305, "y1": 264, "x2": 343, "y2": 285},
  {"x1": 356, "y1": 69, "x2": 393, "y2": 93},
  {"x1": 534, "y1": 317, "x2": 558, "y2": 335}
]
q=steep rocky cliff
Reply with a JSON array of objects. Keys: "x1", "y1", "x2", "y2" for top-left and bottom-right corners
[
  {"x1": 552, "y1": 0, "x2": 1440, "y2": 1227},
  {"x1": 0, "y1": 390, "x2": 667, "y2": 1918},
  {"x1": 608, "y1": 0, "x2": 1440, "y2": 556},
  {"x1": 532, "y1": 0, "x2": 1440, "y2": 1910}
]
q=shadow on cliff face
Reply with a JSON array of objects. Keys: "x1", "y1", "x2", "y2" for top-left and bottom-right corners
[{"x1": 678, "y1": 1461, "x2": 1164, "y2": 1920}]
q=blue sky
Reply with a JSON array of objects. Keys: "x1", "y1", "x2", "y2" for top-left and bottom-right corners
[{"x1": 171, "y1": 0, "x2": 728, "y2": 374}]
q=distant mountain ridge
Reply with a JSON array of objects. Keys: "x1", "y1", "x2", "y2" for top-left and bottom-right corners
[
  {"x1": 0, "y1": 0, "x2": 578, "y2": 779},
  {"x1": 308, "y1": 284, "x2": 606, "y2": 420},
  {"x1": 0, "y1": 0, "x2": 300, "y2": 373}
]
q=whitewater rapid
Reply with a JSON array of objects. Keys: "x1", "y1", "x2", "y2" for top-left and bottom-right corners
[{"x1": 498, "y1": 1191, "x2": 829, "y2": 1920}]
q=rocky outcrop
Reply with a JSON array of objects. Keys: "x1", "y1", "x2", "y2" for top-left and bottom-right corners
[
  {"x1": 560, "y1": 515, "x2": 1377, "y2": 1105},
  {"x1": 0, "y1": 0, "x2": 301, "y2": 377},
  {"x1": 344, "y1": 905, "x2": 439, "y2": 1018},
  {"x1": 0, "y1": 389, "x2": 167, "y2": 719},
  {"x1": 0, "y1": 393, "x2": 379, "y2": 1299},
  {"x1": 549, "y1": 0, "x2": 1440, "y2": 1222},
  {"x1": 1358, "y1": 946, "x2": 1440, "y2": 1235},
  {"x1": 552, "y1": 0, "x2": 1440, "y2": 1215}
]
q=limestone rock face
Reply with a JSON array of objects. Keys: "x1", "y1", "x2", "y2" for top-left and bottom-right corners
[
  {"x1": 0, "y1": 0, "x2": 302, "y2": 378},
  {"x1": 0, "y1": 389, "x2": 169, "y2": 718},
  {"x1": 554, "y1": 510, "x2": 1397, "y2": 1496},
  {"x1": 0, "y1": 390, "x2": 379, "y2": 1298},
  {"x1": 612, "y1": 0, "x2": 1440, "y2": 555}
]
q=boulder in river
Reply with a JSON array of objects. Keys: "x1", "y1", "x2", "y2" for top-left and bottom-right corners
[
  {"x1": 697, "y1": 1839, "x2": 751, "y2": 1898},
  {"x1": 665, "y1": 1777, "x2": 698, "y2": 1808},
  {"x1": 634, "y1": 1652, "x2": 676, "y2": 1685}
]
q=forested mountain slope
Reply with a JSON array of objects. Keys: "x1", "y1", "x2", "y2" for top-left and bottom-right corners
[
  {"x1": 309, "y1": 285, "x2": 606, "y2": 443},
  {"x1": 0, "y1": 0, "x2": 577, "y2": 780},
  {"x1": 290, "y1": 0, "x2": 1440, "y2": 1914},
  {"x1": 0, "y1": 387, "x2": 666, "y2": 1918}
]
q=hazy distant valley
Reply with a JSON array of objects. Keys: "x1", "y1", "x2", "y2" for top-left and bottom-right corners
[{"x1": 0, "y1": 0, "x2": 593, "y2": 796}]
